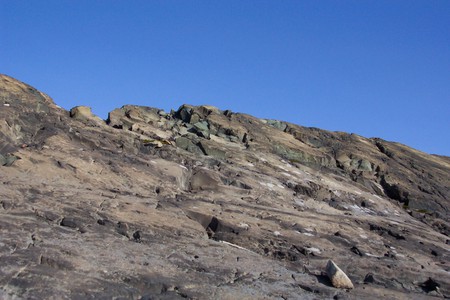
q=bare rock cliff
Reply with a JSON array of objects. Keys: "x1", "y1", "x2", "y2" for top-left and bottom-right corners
[{"x1": 1, "y1": 74, "x2": 449, "y2": 299}]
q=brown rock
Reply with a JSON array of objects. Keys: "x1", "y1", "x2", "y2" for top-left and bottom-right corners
[{"x1": 1, "y1": 74, "x2": 449, "y2": 300}]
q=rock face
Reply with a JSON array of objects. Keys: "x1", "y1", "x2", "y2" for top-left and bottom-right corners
[{"x1": 0, "y1": 74, "x2": 449, "y2": 299}]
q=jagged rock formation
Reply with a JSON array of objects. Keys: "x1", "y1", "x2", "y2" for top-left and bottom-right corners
[{"x1": 0, "y1": 74, "x2": 449, "y2": 299}]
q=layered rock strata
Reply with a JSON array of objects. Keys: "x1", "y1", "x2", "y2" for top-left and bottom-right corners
[{"x1": 0, "y1": 74, "x2": 449, "y2": 299}]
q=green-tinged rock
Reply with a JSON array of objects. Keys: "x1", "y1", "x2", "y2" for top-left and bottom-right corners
[
  {"x1": 198, "y1": 141, "x2": 227, "y2": 160},
  {"x1": 358, "y1": 159, "x2": 373, "y2": 171},
  {"x1": 175, "y1": 136, "x2": 204, "y2": 155},
  {"x1": 266, "y1": 119, "x2": 287, "y2": 132},
  {"x1": 273, "y1": 144, "x2": 334, "y2": 168},
  {"x1": 193, "y1": 121, "x2": 209, "y2": 132},
  {"x1": 338, "y1": 154, "x2": 373, "y2": 172},
  {"x1": 1, "y1": 154, "x2": 18, "y2": 166},
  {"x1": 193, "y1": 121, "x2": 210, "y2": 139},
  {"x1": 36, "y1": 102, "x2": 50, "y2": 114}
]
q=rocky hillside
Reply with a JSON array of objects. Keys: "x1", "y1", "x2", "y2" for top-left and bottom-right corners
[{"x1": 0, "y1": 74, "x2": 449, "y2": 299}]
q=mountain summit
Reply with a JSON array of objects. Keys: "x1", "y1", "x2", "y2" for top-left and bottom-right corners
[{"x1": 1, "y1": 74, "x2": 449, "y2": 299}]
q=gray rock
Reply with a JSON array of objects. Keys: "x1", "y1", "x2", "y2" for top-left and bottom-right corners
[
  {"x1": 0, "y1": 140, "x2": 16, "y2": 156},
  {"x1": 190, "y1": 169, "x2": 220, "y2": 191},
  {"x1": 326, "y1": 260, "x2": 354, "y2": 289},
  {"x1": 189, "y1": 113, "x2": 200, "y2": 124},
  {"x1": 107, "y1": 107, "x2": 127, "y2": 128},
  {"x1": 175, "y1": 105, "x2": 194, "y2": 123},
  {"x1": 199, "y1": 141, "x2": 227, "y2": 160},
  {"x1": 175, "y1": 136, "x2": 204, "y2": 155},
  {"x1": 60, "y1": 217, "x2": 81, "y2": 229}
]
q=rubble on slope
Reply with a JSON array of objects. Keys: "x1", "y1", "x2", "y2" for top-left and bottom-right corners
[{"x1": 0, "y1": 74, "x2": 449, "y2": 299}]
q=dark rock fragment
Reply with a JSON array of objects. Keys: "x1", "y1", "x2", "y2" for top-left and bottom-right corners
[
  {"x1": 185, "y1": 210, "x2": 239, "y2": 240},
  {"x1": 350, "y1": 246, "x2": 363, "y2": 256},
  {"x1": 174, "y1": 105, "x2": 194, "y2": 123},
  {"x1": 380, "y1": 175, "x2": 409, "y2": 205},
  {"x1": 363, "y1": 273, "x2": 375, "y2": 284},
  {"x1": 60, "y1": 217, "x2": 80, "y2": 229},
  {"x1": 369, "y1": 223, "x2": 406, "y2": 240},
  {"x1": 420, "y1": 277, "x2": 440, "y2": 293},
  {"x1": 133, "y1": 230, "x2": 142, "y2": 242}
]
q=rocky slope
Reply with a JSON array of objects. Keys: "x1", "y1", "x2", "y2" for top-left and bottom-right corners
[{"x1": 0, "y1": 74, "x2": 449, "y2": 299}]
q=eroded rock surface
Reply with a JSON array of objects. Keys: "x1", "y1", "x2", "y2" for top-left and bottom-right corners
[{"x1": 0, "y1": 74, "x2": 449, "y2": 299}]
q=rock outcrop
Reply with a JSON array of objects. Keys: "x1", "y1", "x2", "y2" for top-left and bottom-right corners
[{"x1": 0, "y1": 74, "x2": 449, "y2": 299}]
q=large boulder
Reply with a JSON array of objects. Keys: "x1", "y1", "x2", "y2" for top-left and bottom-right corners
[
  {"x1": 70, "y1": 106, "x2": 104, "y2": 126},
  {"x1": 326, "y1": 260, "x2": 354, "y2": 289}
]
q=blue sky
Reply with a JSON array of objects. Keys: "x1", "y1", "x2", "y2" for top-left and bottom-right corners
[{"x1": 1, "y1": 1, "x2": 449, "y2": 155}]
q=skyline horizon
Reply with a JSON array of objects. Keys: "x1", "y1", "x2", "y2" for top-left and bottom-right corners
[
  {"x1": 3, "y1": 72, "x2": 448, "y2": 157},
  {"x1": 2, "y1": 1, "x2": 449, "y2": 156}
]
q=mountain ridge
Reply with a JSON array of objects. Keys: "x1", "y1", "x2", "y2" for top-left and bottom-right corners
[{"x1": 1, "y1": 74, "x2": 449, "y2": 299}]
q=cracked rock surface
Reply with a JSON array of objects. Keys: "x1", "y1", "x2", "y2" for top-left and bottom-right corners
[{"x1": 0, "y1": 74, "x2": 449, "y2": 299}]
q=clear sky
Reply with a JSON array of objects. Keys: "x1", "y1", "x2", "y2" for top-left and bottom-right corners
[{"x1": 1, "y1": 1, "x2": 449, "y2": 155}]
